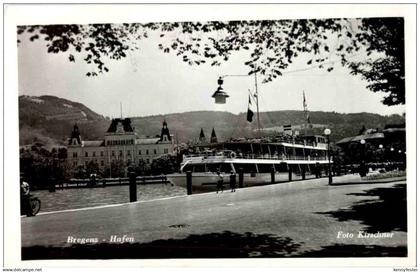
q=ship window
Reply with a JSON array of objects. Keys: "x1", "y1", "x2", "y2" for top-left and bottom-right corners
[
  {"x1": 233, "y1": 163, "x2": 257, "y2": 173},
  {"x1": 295, "y1": 148, "x2": 304, "y2": 156},
  {"x1": 192, "y1": 164, "x2": 205, "y2": 172},
  {"x1": 275, "y1": 163, "x2": 288, "y2": 172},
  {"x1": 206, "y1": 163, "x2": 221, "y2": 173},
  {"x1": 182, "y1": 164, "x2": 193, "y2": 172},
  {"x1": 257, "y1": 164, "x2": 274, "y2": 173},
  {"x1": 221, "y1": 163, "x2": 232, "y2": 173}
]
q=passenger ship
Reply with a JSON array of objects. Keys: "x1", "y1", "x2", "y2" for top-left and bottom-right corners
[{"x1": 167, "y1": 134, "x2": 331, "y2": 189}]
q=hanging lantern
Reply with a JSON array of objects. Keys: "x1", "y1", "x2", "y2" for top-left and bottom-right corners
[{"x1": 212, "y1": 77, "x2": 229, "y2": 104}]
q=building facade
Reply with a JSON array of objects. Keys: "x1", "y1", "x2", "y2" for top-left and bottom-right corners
[{"x1": 67, "y1": 118, "x2": 174, "y2": 175}]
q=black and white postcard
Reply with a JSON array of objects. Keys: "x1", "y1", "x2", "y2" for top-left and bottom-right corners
[{"x1": 3, "y1": 3, "x2": 417, "y2": 270}]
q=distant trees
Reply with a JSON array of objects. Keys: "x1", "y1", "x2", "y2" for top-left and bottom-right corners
[
  {"x1": 20, "y1": 143, "x2": 70, "y2": 189},
  {"x1": 150, "y1": 155, "x2": 178, "y2": 175},
  {"x1": 18, "y1": 17, "x2": 405, "y2": 106}
]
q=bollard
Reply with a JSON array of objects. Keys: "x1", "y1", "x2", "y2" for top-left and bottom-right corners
[
  {"x1": 271, "y1": 167, "x2": 275, "y2": 183},
  {"x1": 301, "y1": 166, "x2": 306, "y2": 180},
  {"x1": 238, "y1": 168, "x2": 244, "y2": 188},
  {"x1": 230, "y1": 173, "x2": 236, "y2": 191},
  {"x1": 48, "y1": 178, "x2": 56, "y2": 192},
  {"x1": 288, "y1": 167, "x2": 293, "y2": 181},
  {"x1": 129, "y1": 172, "x2": 137, "y2": 202},
  {"x1": 186, "y1": 171, "x2": 192, "y2": 195}
]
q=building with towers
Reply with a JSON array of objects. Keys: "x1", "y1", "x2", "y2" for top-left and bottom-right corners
[{"x1": 67, "y1": 118, "x2": 174, "y2": 175}]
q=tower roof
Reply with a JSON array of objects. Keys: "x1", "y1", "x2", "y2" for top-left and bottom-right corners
[
  {"x1": 210, "y1": 128, "x2": 218, "y2": 143},
  {"x1": 199, "y1": 128, "x2": 206, "y2": 139},
  {"x1": 106, "y1": 118, "x2": 134, "y2": 133}
]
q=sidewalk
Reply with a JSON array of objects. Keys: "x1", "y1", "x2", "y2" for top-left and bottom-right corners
[{"x1": 21, "y1": 175, "x2": 407, "y2": 259}]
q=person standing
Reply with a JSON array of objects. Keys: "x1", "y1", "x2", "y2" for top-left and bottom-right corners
[
  {"x1": 216, "y1": 171, "x2": 224, "y2": 193},
  {"x1": 230, "y1": 171, "x2": 236, "y2": 192}
]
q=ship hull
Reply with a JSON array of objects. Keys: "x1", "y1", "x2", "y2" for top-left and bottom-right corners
[{"x1": 167, "y1": 172, "x2": 307, "y2": 189}]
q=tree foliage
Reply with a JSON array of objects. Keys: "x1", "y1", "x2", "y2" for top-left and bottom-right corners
[{"x1": 17, "y1": 17, "x2": 405, "y2": 105}]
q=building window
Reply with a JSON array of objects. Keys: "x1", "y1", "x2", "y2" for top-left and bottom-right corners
[
  {"x1": 164, "y1": 148, "x2": 168, "y2": 154},
  {"x1": 92, "y1": 152, "x2": 96, "y2": 157},
  {"x1": 146, "y1": 149, "x2": 149, "y2": 155},
  {"x1": 146, "y1": 159, "x2": 150, "y2": 163},
  {"x1": 101, "y1": 160, "x2": 104, "y2": 166},
  {"x1": 127, "y1": 150, "x2": 131, "y2": 156},
  {"x1": 119, "y1": 150, "x2": 123, "y2": 157},
  {"x1": 100, "y1": 151, "x2": 104, "y2": 157},
  {"x1": 111, "y1": 151, "x2": 115, "y2": 157},
  {"x1": 73, "y1": 161, "x2": 77, "y2": 167},
  {"x1": 73, "y1": 152, "x2": 78, "y2": 158},
  {"x1": 85, "y1": 152, "x2": 88, "y2": 157},
  {"x1": 154, "y1": 149, "x2": 157, "y2": 155},
  {"x1": 139, "y1": 150, "x2": 142, "y2": 155}
]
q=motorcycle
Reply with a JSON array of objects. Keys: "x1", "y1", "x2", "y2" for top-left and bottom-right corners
[{"x1": 21, "y1": 195, "x2": 41, "y2": 216}]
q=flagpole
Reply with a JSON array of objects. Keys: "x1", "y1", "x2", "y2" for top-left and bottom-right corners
[{"x1": 254, "y1": 72, "x2": 261, "y2": 137}]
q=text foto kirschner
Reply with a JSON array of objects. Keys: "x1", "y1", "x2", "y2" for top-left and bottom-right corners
[{"x1": 337, "y1": 231, "x2": 394, "y2": 239}]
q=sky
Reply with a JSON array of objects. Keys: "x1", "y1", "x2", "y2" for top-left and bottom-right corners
[{"x1": 18, "y1": 25, "x2": 405, "y2": 119}]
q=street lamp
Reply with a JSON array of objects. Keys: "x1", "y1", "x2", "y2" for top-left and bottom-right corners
[
  {"x1": 212, "y1": 72, "x2": 261, "y2": 134},
  {"x1": 323, "y1": 128, "x2": 333, "y2": 185},
  {"x1": 212, "y1": 77, "x2": 229, "y2": 104},
  {"x1": 378, "y1": 144, "x2": 384, "y2": 163},
  {"x1": 360, "y1": 139, "x2": 366, "y2": 177}
]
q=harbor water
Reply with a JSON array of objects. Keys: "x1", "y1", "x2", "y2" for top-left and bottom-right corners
[{"x1": 32, "y1": 183, "x2": 186, "y2": 213}]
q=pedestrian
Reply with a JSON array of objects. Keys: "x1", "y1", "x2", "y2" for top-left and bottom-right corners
[
  {"x1": 216, "y1": 171, "x2": 224, "y2": 193},
  {"x1": 230, "y1": 171, "x2": 236, "y2": 192}
]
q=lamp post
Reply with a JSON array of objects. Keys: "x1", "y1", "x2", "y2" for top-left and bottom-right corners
[
  {"x1": 323, "y1": 128, "x2": 333, "y2": 185},
  {"x1": 360, "y1": 139, "x2": 366, "y2": 177},
  {"x1": 378, "y1": 144, "x2": 384, "y2": 163}
]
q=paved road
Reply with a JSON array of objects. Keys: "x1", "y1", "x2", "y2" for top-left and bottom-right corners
[{"x1": 21, "y1": 175, "x2": 406, "y2": 255}]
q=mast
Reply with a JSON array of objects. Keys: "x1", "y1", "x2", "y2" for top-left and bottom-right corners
[
  {"x1": 254, "y1": 72, "x2": 261, "y2": 137},
  {"x1": 302, "y1": 90, "x2": 311, "y2": 135}
]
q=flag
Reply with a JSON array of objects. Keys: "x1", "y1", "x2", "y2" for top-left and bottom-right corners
[
  {"x1": 247, "y1": 94, "x2": 254, "y2": 122},
  {"x1": 303, "y1": 91, "x2": 311, "y2": 125}
]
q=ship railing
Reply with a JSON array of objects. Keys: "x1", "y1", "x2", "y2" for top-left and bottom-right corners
[{"x1": 184, "y1": 154, "x2": 328, "y2": 161}]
